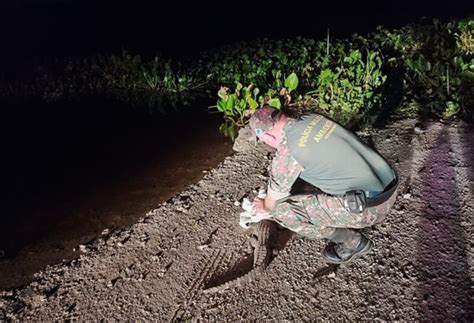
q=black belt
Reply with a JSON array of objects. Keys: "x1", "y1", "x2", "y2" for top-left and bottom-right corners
[
  {"x1": 342, "y1": 173, "x2": 399, "y2": 213},
  {"x1": 365, "y1": 175, "x2": 399, "y2": 208}
]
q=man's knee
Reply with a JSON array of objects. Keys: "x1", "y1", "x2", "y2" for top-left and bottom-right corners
[
  {"x1": 272, "y1": 196, "x2": 306, "y2": 226},
  {"x1": 272, "y1": 195, "x2": 334, "y2": 240}
]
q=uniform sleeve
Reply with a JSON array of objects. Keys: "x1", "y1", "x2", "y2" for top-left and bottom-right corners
[{"x1": 267, "y1": 142, "x2": 303, "y2": 201}]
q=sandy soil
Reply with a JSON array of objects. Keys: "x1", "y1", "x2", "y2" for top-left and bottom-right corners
[
  {"x1": 0, "y1": 118, "x2": 472, "y2": 321},
  {"x1": 0, "y1": 109, "x2": 232, "y2": 291}
]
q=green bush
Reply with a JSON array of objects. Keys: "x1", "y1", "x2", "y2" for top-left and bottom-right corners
[
  {"x1": 211, "y1": 73, "x2": 299, "y2": 140},
  {"x1": 306, "y1": 49, "x2": 386, "y2": 125},
  {"x1": 367, "y1": 18, "x2": 474, "y2": 119},
  {"x1": 1, "y1": 17, "x2": 472, "y2": 127},
  {"x1": 199, "y1": 38, "x2": 328, "y2": 93},
  {"x1": 97, "y1": 51, "x2": 205, "y2": 112}
]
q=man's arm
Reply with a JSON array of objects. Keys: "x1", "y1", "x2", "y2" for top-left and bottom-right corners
[{"x1": 253, "y1": 143, "x2": 303, "y2": 213}]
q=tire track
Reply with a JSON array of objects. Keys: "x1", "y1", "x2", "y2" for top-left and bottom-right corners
[{"x1": 169, "y1": 248, "x2": 227, "y2": 321}]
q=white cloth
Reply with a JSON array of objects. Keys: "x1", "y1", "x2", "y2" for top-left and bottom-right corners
[{"x1": 239, "y1": 189, "x2": 273, "y2": 229}]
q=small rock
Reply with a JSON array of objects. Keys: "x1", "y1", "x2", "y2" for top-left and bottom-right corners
[
  {"x1": 176, "y1": 206, "x2": 188, "y2": 213},
  {"x1": 414, "y1": 127, "x2": 424, "y2": 134}
]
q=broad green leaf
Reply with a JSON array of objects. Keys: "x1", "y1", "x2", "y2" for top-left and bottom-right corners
[
  {"x1": 247, "y1": 97, "x2": 258, "y2": 110},
  {"x1": 320, "y1": 69, "x2": 333, "y2": 81},
  {"x1": 217, "y1": 100, "x2": 225, "y2": 112},
  {"x1": 217, "y1": 87, "x2": 227, "y2": 99},
  {"x1": 227, "y1": 123, "x2": 239, "y2": 142},
  {"x1": 268, "y1": 98, "x2": 281, "y2": 109},
  {"x1": 235, "y1": 82, "x2": 243, "y2": 93},
  {"x1": 225, "y1": 95, "x2": 235, "y2": 110},
  {"x1": 238, "y1": 99, "x2": 247, "y2": 111},
  {"x1": 285, "y1": 73, "x2": 299, "y2": 93},
  {"x1": 253, "y1": 87, "x2": 260, "y2": 97},
  {"x1": 350, "y1": 50, "x2": 361, "y2": 61}
]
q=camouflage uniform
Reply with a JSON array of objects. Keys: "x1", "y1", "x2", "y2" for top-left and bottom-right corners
[
  {"x1": 272, "y1": 190, "x2": 397, "y2": 239},
  {"x1": 267, "y1": 120, "x2": 398, "y2": 239}
]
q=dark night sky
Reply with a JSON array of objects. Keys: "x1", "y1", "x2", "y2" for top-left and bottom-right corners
[{"x1": 0, "y1": 0, "x2": 473, "y2": 71}]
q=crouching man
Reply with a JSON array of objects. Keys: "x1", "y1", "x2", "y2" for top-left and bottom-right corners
[{"x1": 249, "y1": 107, "x2": 398, "y2": 264}]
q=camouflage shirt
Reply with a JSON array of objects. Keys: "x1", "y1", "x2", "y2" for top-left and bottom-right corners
[{"x1": 267, "y1": 119, "x2": 303, "y2": 201}]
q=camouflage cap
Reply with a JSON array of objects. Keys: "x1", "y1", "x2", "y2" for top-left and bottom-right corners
[{"x1": 249, "y1": 106, "x2": 282, "y2": 140}]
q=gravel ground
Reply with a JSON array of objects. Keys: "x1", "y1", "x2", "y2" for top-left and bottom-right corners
[{"x1": 0, "y1": 119, "x2": 472, "y2": 321}]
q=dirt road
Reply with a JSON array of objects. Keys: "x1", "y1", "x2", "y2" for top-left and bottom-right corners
[{"x1": 1, "y1": 119, "x2": 472, "y2": 321}]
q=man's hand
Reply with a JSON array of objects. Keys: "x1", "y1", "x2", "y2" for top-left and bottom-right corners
[
  {"x1": 252, "y1": 195, "x2": 275, "y2": 214},
  {"x1": 252, "y1": 197, "x2": 268, "y2": 214}
]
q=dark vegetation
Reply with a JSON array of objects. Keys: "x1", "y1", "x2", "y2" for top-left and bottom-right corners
[{"x1": 1, "y1": 18, "x2": 472, "y2": 140}]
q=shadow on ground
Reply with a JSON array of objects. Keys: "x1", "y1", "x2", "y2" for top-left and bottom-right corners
[{"x1": 416, "y1": 127, "x2": 472, "y2": 321}]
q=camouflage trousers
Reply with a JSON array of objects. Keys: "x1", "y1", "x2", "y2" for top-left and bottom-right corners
[{"x1": 272, "y1": 189, "x2": 398, "y2": 240}]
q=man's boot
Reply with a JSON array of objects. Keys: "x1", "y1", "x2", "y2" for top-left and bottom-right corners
[{"x1": 322, "y1": 228, "x2": 373, "y2": 264}]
